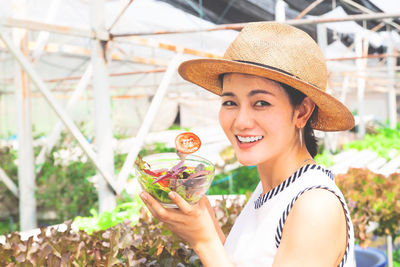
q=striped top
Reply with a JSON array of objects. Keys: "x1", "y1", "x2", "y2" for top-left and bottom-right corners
[{"x1": 224, "y1": 164, "x2": 355, "y2": 267}]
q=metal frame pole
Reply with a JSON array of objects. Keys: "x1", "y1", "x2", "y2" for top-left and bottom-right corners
[
  {"x1": 12, "y1": 0, "x2": 37, "y2": 231},
  {"x1": 111, "y1": 12, "x2": 400, "y2": 36},
  {"x1": 275, "y1": 0, "x2": 286, "y2": 22},
  {"x1": 44, "y1": 68, "x2": 165, "y2": 83},
  {"x1": 2, "y1": 11, "x2": 400, "y2": 37},
  {"x1": 183, "y1": 0, "x2": 204, "y2": 18},
  {"x1": 117, "y1": 54, "x2": 182, "y2": 188},
  {"x1": 215, "y1": 0, "x2": 236, "y2": 24},
  {"x1": 0, "y1": 92, "x2": 3, "y2": 135},
  {"x1": 0, "y1": 17, "x2": 93, "y2": 38},
  {"x1": 91, "y1": 0, "x2": 116, "y2": 212},
  {"x1": 341, "y1": 0, "x2": 400, "y2": 31},
  {"x1": 356, "y1": 34, "x2": 368, "y2": 138},
  {"x1": 0, "y1": 166, "x2": 18, "y2": 197},
  {"x1": 35, "y1": 65, "x2": 93, "y2": 171},
  {"x1": 31, "y1": 0, "x2": 62, "y2": 62},
  {"x1": 295, "y1": 0, "x2": 324, "y2": 20},
  {"x1": 107, "y1": 0, "x2": 134, "y2": 32},
  {"x1": 115, "y1": 36, "x2": 222, "y2": 59},
  {"x1": 340, "y1": 75, "x2": 350, "y2": 103},
  {"x1": 387, "y1": 235, "x2": 394, "y2": 267},
  {"x1": 317, "y1": 24, "x2": 328, "y2": 55},
  {"x1": 387, "y1": 37, "x2": 397, "y2": 129},
  {"x1": 1, "y1": 39, "x2": 168, "y2": 65},
  {"x1": 0, "y1": 29, "x2": 120, "y2": 194},
  {"x1": 318, "y1": 23, "x2": 338, "y2": 152}
]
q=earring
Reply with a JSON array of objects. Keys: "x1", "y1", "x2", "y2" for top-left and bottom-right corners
[{"x1": 299, "y1": 128, "x2": 303, "y2": 147}]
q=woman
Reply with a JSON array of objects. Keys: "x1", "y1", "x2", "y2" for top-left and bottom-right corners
[{"x1": 139, "y1": 22, "x2": 355, "y2": 266}]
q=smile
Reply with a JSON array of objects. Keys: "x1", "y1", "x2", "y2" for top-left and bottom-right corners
[{"x1": 236, "y1": 135, "x2": 264, "y2": 143}]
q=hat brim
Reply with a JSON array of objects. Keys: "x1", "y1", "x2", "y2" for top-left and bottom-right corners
[{"x1": 178, "y1": 59, "x2": 355, "y2": 132}]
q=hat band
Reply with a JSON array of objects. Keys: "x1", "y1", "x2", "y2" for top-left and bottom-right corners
[
  {"x1": 233, "y1": 60, "x2": 319, "y2": 89},
  {"x1": 233, "y1": 60, "x2": 299, "y2": 79}
]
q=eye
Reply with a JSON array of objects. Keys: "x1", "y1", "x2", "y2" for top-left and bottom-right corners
[
  {"x1": 222, "y1": 100, "x2": 237, "y2": 106},
  {"x1": 254, "y1": 100, "x2": 270, "y2": 107}
]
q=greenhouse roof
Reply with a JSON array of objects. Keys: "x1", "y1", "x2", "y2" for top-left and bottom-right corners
[{"x1": 0, "y1": 0, "x2": 399, "y2": 136}]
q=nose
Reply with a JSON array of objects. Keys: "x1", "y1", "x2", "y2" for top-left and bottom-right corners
[{"x1": 233, "y1": 106, "x2": 254, "y2": 130}]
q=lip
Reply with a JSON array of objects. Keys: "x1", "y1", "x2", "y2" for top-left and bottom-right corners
[{"x1": 235, "y1": 135, "x2": 264, "y2": 149}]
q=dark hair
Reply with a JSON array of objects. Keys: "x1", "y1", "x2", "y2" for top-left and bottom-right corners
[
  {"x1": 278, "y1": 82, "x2": 319, "y2": 158},
  {"x1": 219, "y1": 74, "x2": 318, "y2": 158}
]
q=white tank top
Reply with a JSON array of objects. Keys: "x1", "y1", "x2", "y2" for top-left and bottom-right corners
[{"x1": 224, "y1": 164, "x2": 355, "y2": 267}]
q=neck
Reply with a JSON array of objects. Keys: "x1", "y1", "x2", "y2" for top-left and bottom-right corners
[{"x1": 257, "y1": 146, "x2": 314, "y2": 194}]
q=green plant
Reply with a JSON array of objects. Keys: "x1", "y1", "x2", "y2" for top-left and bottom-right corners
[
  {"x1": 0, "y1": 196, "x2": 246, "y2": 266},
  {"x1": 209, "y1": 143, "x2": 338, "y2": 196},
  {"x1": 36, "y1": 155, "x2": 98, "y2": 223},
  {"x1": 0, "y1": 220, "x2": 17, "y2": 235},
  {"x1": 167, "y1": 125, "x2": 190, "y2": 131},
  {"x1": 314, "y1": 150, "x2": 335, "y2": 167},
  {"x1": 0, "y1": 146, "x2": 19, "y2": 228},
  {"x1": 213, "y1": 195, "x2": 249, "y2": 235},
  {"x1": 73, "y1": 192, "x2": 143, "y2": 234},
  {"x1": 343, "y1": 124, "x2": 400, "y2": 160},
  {"x1": 208, "y1": 166, "x2": 259, "y2": 195},
  {"x1": 0, "y1": 131, "x2": 100, "y2": 233},
  {"x1": 138, "y1": 142, "x2": 176, "y2": 157},
  {"x1": 394, "y1": 247, "x2": 400, "y2": 267},
  {"x1": 0, "y1": 132, "x2": 179, "y2": 234},
  {"x1": 336, "y1": 168, "x2": 400, "y2": 248}
]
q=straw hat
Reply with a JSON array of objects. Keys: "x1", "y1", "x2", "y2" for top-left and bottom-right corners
[{"x1": 178, "y1": 22, "x2": 355, "y2": 131}]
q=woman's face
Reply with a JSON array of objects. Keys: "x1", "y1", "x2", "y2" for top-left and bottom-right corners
[{"x1": 219, "y1": 73, "x2": 297, "y2": 166}]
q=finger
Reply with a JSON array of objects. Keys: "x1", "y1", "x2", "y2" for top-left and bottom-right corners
[
  {"x1": 140, "y1": 191, "x2": 170, "y2": 221},
  {"x1": 168, "y1": 191, "x2": 196, "y2": 215},
  {"x1": 200, "y1": 196, "x2": 214, "y2": 215},
  {"x1": 141, "y1": 192, "x2": 189, "y2": 225}
]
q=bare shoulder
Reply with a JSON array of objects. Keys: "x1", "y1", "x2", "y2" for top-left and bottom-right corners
[
  {"x1": 290, "y1": 188, "x2": 346, "y2": 223},
  {"x1": 273, "y1": 189, "x2": 347, "y2": 267}
]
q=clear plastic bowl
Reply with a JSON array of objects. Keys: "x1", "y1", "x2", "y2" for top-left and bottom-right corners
[{"x1": 135, "y1": 153, "x2": 215, "y2": 208}]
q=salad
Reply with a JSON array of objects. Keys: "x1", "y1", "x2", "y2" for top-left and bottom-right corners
[{"x1": 135, "y1": 153, "x2": 215, "y2": 206}]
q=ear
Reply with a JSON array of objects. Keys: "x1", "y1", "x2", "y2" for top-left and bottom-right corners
[{"x1": 294, "y1": 97, "x2": 315, "y2": 128}]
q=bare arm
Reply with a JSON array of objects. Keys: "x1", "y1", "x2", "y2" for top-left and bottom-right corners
[
  {"x1": 272, "y1": 189, "x2": 348, "y2": 267},
  {"x1": 140, "y1": 191, "x2": 233, "y2": 267}
]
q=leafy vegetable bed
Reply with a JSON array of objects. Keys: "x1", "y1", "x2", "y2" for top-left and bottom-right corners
[{"x1": 0, "y1": 197, "x2": 246, "y2": 266}]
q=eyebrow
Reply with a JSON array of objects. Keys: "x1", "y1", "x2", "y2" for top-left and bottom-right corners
[
  {"x1": 248, "y1": 89, "x2": 274, "y2": 97},
  {"x1": 221, "y1": 89, "x2": 274, "y2": 97},
  {"x1": 221, "y1": 92, "x2": 235, "y2": 97}
]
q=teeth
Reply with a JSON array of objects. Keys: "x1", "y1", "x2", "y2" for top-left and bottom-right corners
[{"x1": 237, "y1": 135, "x2": 263, "y2": 143}]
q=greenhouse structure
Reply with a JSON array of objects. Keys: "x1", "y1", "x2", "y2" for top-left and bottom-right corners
[{"x1": 0, "y1": 0, "x2": 399, "y2": 265}]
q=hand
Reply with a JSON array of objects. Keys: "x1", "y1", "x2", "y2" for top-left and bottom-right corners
[{"x1": 139, "y1": 191, "x2": 221, "y2": 249}]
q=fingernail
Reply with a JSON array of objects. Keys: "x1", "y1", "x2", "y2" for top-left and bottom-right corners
[
  {"x1": 169, "y1": 191, "x2": 175, "y2": 200},
  {"x1": 140, "y1": 192, "x2": 147, "y2": 201}
]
